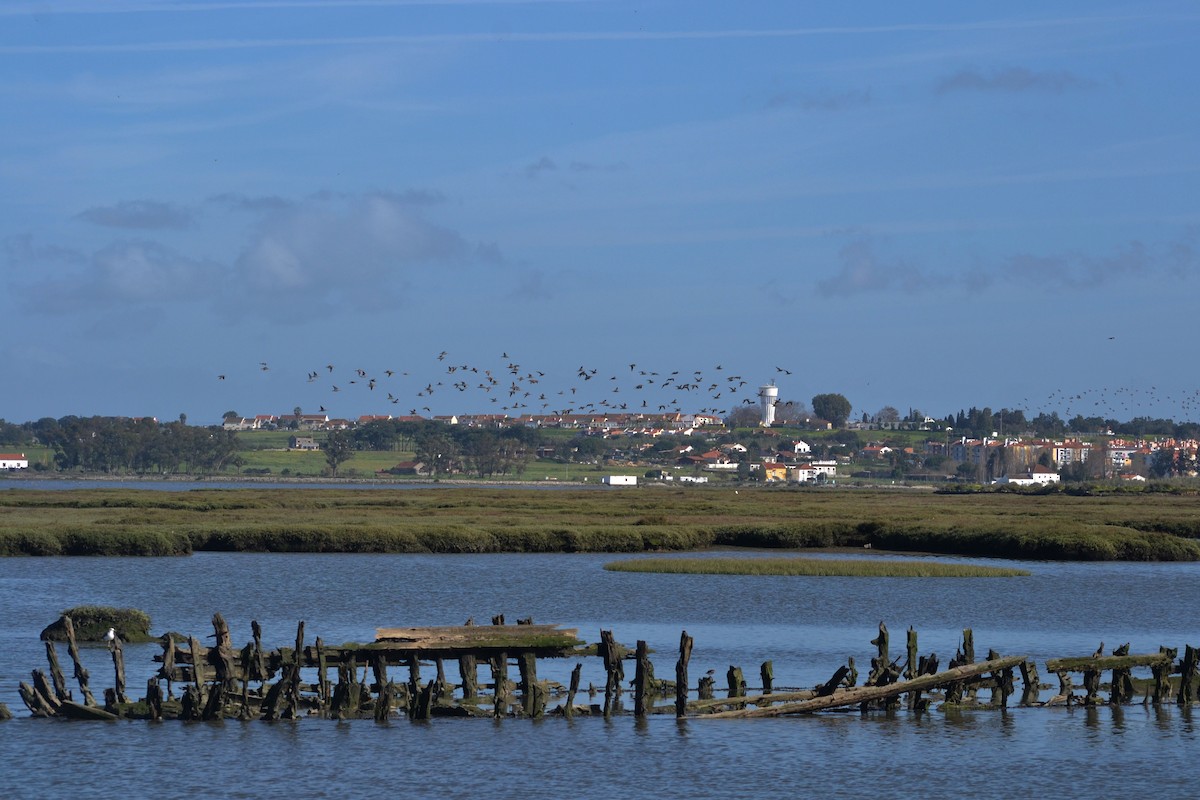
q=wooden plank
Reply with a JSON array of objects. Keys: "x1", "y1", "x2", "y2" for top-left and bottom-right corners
[
  {"x1": 57, "y1": 700, "x2": 119, "y2": 721},
  {"x1": 706, "y1": 655, "x2": 1027, "y2": 718},
  {"x1": 375, "y1": 624, "x2": 582, "y2": 652},
  {"x1": 1045, "y1": 653, "x2": 1173, "y2": 673}
]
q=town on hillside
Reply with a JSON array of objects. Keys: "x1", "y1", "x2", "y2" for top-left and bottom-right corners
[{"x1": 3, "y1": 384, "x2": 1198, "y2": 483}]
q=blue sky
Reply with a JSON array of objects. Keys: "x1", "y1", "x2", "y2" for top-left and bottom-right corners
[{"x1": 2, "y1": 1, "x2": 1198, "y2": 426}]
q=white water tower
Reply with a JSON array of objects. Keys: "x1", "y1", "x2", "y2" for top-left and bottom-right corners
[{"x1": 758, "y1": 383, "x2": 779, "y2": 427}]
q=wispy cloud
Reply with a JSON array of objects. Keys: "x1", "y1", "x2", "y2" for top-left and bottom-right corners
[
  {"x1": 816, "y1": 238, "x2": 932, "y2": 297},
  {"x1": 13, "y1": 239, "x2": 221, "y2": 312},
  {"x1": 523, "y1": 156, "x2": 558, "y2": 179},
  {"x1": 230, "y1": 191, "x2": 499, "y2": 317},
  {"x1": 816, "y1": 234, "x2": 1196, "y2": 297},
  {"x1": 10, "y1": 190, "x2": 501, "y2": 324},
  {"x1": 207, "y1": 193, "x2": 294, "y2": 213},
  {"x1": 77, "y1": 200, "x2": 192, "y2": 230},
  {"x1": 936, "y1": 66, "x2": 1095, "y2": 94}
]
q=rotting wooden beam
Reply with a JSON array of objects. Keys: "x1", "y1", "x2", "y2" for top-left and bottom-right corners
[
  {"x1": 706, "y1": 655, "x2": 1027, "y2": 719},
  {"x1": 44, "y1": 641, "x2": 69, "y2": 702},
  {"x1": 1045, "y1": 653, "x2": 1174, "y2": 673},
  {"x1": 374, "y1": 624, "x2": 582, "y2": 653},
  {"x1": 63, "y1": 616, "x2": 97, "y2": 707}
]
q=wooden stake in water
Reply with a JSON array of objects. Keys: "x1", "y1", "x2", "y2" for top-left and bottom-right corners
[{"x1": 675, "y1": 631, "x2": 693, "y2": 719}]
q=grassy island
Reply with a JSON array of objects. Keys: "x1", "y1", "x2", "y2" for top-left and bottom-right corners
[
  {"x1": 1, "y1": 486, "x2": 1199, "y2": 560},
  {"x1": 604, "y1": 556, "x2": 1030, "y2": 578}
]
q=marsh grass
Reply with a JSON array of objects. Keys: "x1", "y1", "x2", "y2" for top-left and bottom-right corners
[
  {"x1": 2, "y1": 487, "x2": 1199, "y2": 559},
  {"x1": 604, "y1": 557, "x2": 1031, "y2": 578}
]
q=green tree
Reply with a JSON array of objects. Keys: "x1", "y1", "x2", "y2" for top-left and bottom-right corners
[
  {"x1": 415, "y1": 429, "x2": 458, "y2": 478},
  {"x1": 811, "y1": 393, "x2": 852, "y2": 428},
  {"x1": 323, "y1": 430, "x2": 354, "y2": 477}
]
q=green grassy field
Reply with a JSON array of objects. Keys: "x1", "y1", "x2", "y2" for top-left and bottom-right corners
[{"x1": 1, "y1": 486, "x2": 1198, "y2": 560}]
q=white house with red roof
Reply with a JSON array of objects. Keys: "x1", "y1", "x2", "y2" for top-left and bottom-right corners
[{"x1": 1, "y1": 453, "x2": 29, "y2": 470}]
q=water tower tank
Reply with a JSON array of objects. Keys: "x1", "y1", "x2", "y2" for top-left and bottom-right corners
[{"x1": 758, "y1": 384, "x2": 779, "y2": 427}]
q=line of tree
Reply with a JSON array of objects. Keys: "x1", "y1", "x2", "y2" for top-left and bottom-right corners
[
  {"x1": 346, "y1": 418, "x2": 539, "y2": 479},
  {"x1": 942, "y1": 407, "x2": 1200, "y2": 440},
  {"x1": 22, "y1": 416, "x2": 240, "y2": 474}
]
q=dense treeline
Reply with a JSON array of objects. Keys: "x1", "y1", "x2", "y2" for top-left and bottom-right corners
[
  {"x1": 16, "y1": 416, "x2": 240, "y2": 474},
  {"x1": 941, "y1": 407, "x2": 1200, "y2": 440}
]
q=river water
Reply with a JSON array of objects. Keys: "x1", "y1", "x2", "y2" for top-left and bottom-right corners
[{"x1": 2, "y1": 549, "x2": 1199, "y2": 798}]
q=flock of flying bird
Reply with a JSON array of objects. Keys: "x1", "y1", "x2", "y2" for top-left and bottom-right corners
[
  {"x1": 221, "y1": 352, "x2": 803, "y2": 419},
  {"x1": 219, "y1": 351, "x2": 1200, "y2": 424}
]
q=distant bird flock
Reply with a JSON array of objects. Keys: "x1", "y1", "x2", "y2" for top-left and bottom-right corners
[
  {"x1": 223, "y1": 352, "x2": 801, "y2": 420},
  {"x1": 222, "y1": 351, "x2": 1199, "y2": 423}
]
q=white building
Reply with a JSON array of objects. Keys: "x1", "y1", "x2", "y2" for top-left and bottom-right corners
[
  {"x1": 758, "y1": 383, "x2": 779, "y2": 427},
  {"x1": 994, "y1": 466, "x2": 1061, "y2": 486},
  {"x1": 601, "y1": 475, "x2": 638, "y2": 486},
  {"x1": 0, "y1": 453, "x2": 29, "y2": 470}
]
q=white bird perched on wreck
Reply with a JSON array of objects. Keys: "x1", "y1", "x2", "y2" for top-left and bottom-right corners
[{"x1": 104, "y1": 627, "x2": 118, "y2": 650}]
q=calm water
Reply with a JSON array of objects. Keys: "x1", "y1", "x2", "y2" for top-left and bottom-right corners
[{"x1": 2, "y1": 550, "x2": 1199, "y2": 798}]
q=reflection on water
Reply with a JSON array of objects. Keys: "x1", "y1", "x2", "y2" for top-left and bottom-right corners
[{"x1": 2, "y1": 551, "x2": 1200, "y2": 798}]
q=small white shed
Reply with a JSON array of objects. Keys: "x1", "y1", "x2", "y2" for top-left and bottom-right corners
[{"x1": 601, "y1": 475, "x2": 638, "y2": 486}]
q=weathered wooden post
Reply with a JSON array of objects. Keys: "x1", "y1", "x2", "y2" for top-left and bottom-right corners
[
  {"x1": 250, "y1": 620, "x2": 268, "y2": 690},
  {"x1": 32, "y1": 670, "x2": 61, "y2": 714},
  {"x1": 961, "y1": 629, "x2": 977, "y2": 702},
  {"x1": 64, "y1": 616, "x2": 97, "y2": 706},
  {"x1": 1083, "y1": 669, "x2": 1101, "y2": 704},
  {"x1": 161, "y1": 635, "x2": 177, "y2": 701},
  {"x1": 407, "y1": 654, "x2": 422, "y2": 703},
  {"x1": 697, "y1": 673, "x2": 715, "y2": 700},
  {"x1": 111, "y1": 638, "x2": 130, "y2": 704},
  {"x1": 186, "y1": 635, "x2": 206, "y2": 707},
  {"x1": 518, "y1": 652, "x2": 539, "y2": 716},
  {"x1": 675, "y1": 630, "x2": 693, "y2": 718},
  {"x1": 905, "y1": 627, "x2": 918, "y2": 681},
  {"x1": 565, "y1": 663, "x2": 582, "y2": 719},
  {"x1": 146, "y1": 677, "x2": 162, "y2": 722},
  {"x1": 599, "y1": 629, "x2": 618, "y2": 718},
  {"x1": 1055, "y1": 671, "x2": 1073, "y2": 705},
  {"x1": 331, "y1": 659, "x2": 356, "y2": 719},
  {"x1": 1153, "y1": 647, "x2": 1177, "y2": 704},
  {"x1": 987, "y1": 649, "x2": 1014, "y2": 708},
  {"x1": 375, "y1": 681, "x2": 395, "y2": 722},
  {"x1": 867, "y1": 622, "x2": 889, "y2": 685},
  {"x1": 44, "y1": 641, "x2": 69, "y2": 702},
  {"x1": 435, "y1": 658, "x2": 447, "y2": 697},
  {"x1": 238, "y1": 642, "x2": 254, "y2": 720},
  {"x1": 315, "y1": 637, "x2": 330, "y2": 711},
  {"x1": 1019, "y1": 660, "x2": 1040, "y2": 706},
  {"x1": 1109, "y1": 643, "x2": 1133, "y2": 704},
  {"x1": 490, "y1": 654, "x2": 509, "y2": 717},
  {"x1": 726, "y1": 666, "x2": 746, "y2": 699},
  {"x1": 210, "y1": 613, "x2": 237, "y2": 692},
  {"x1": 459, "y1": 653, "x2": 478, "y2": 702},
  {"x1": 1177, "y1": 645, "x2": 1197, "y2": 706},
  {"x1": 760, "y1": 661, "x2": 774, "y2": 696},
  {"x1": 415, "y1": 679, "x2": 436, "y2": 720},
  {"x1": 181, "y1": 684, "x2": 201, "y2": 720},
  {"x1": 634, "y1": 640, "x2": 651, "y2": 718},
  {"x1": 372, "y1": 652, "x2": 389, "y2": 714}
]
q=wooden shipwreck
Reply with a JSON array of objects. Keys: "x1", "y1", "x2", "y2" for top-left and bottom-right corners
[{"x1": 12, "y1": 614, "x2": 1200, "y2": 723}]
